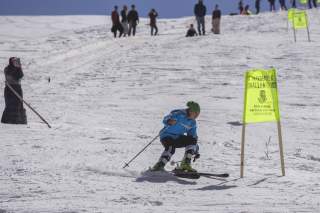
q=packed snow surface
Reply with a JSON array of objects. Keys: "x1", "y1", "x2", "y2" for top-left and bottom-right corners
[{"x1": 0, "y1": 12, "x2": 320, "y2": 212}]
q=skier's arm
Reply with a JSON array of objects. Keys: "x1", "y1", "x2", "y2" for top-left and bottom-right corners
[{"x1": 163, "y1": 112, "x2": 178, "y2": 125}]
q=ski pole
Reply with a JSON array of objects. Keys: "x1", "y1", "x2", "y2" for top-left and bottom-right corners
[
  {"x1": 122, "y1": 126, "x2": 168, "y2": 169},
  {"x1": 5, "y1": 82, "x2": 51, "y2": 128},
  {"x1": 123, "y1": 134, "x2": 160, "y2": 169}
]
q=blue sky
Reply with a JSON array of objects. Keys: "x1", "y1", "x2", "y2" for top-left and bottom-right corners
[{"x1": 0, "y1": 0, "x2": 298, "y2": 18}]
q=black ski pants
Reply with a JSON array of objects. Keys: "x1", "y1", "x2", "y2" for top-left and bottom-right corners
[{"x1": 159, "y1": 135, "x2": 197, "y2": 164}]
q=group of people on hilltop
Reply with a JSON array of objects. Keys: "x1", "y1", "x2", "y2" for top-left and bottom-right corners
[
  {"x1": 187, "y1": 1, "x2": 221, "y2": 37},
  {"x1": 111, "y1": 4, "x2": 159, "y2": 38},
  {"x1": 111, "y1": 4, "x2": 139, "y2": 38},
  {"x1": 111, "y1": 0, "x2": 221, "y2": 38},
  {"x1": 241, "y1": 0, "x2": 318, "y2": 15}
]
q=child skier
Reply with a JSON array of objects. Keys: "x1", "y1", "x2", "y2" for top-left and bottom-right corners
[{"x1": 151, "y1": 101, "x2": 200, "y2": 172}]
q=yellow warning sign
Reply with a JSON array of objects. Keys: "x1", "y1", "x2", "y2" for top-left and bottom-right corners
[
  {"x1": 293, "y1": 11, "x2": 308, "y2": 29},
  {"x1": 243, "y1": 69, "x2": 280, "y2": 124}
]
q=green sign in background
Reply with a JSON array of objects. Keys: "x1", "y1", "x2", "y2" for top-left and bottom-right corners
[{"x1": 243, "y1": 69, "x2": 280, "y2": 124}]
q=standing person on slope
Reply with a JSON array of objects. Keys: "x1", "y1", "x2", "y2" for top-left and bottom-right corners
[
  {"x1": 111, "y1": 6, "x2": 123, "y2": 38},
  {"x1": 121, "y1": 5, "x2": 129, "y2": 37},
  {"x1": 151, "y1": 101, "x2": 201, "y2": 172},
  {"x1": 1, "y1": 57, "x2": 27, "y2": 124},
  {"x1": 127, "y1": 4, "x2": 139, "y2": 36},
  {"x1": 194, "y1": 0, "x2": 207, "y2": 36},
  {"x1": 211, "y1": 4, "x2": 221, "y2": 34},
  {"x1": 149, "y1": 9, "x2": 159, "y2": 36}
]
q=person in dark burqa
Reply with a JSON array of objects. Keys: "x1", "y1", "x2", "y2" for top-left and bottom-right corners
[{"x1": 1, "y1": 57, "x2": 27, "y2": 124}]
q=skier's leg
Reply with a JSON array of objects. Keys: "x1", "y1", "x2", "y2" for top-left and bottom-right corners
[
  {"x1": 159, "y1": 144, "x2": 175, "y2": 165},
  {"x1": 173, "y1": 135, "x2": 198, "y2": 171},
  {"x1": 151, "y1": 26, "x2": 154, "y2": 36},
  {"x1": 152, "y1": 137, "x2": 175, "y2": 170}
]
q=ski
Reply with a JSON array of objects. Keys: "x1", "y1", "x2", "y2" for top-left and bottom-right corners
[
  {"x1": 171, "y1": 169, "x2": 229, "y2": 179},
  {"x1": 197, "y1": 172, "x2": 229, "y2": 178},
  {"x1": 171, "y1": 170, "x2": 200, "y2": 179}
]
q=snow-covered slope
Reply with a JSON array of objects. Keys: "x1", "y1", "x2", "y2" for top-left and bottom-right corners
[{"x1": 0, "y1": 11, "x2": 320, "y2": 212}]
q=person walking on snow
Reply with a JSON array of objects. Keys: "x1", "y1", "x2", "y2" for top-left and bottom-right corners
[
  {"x1": 151, "y1": 101, "x2": 201, "y2": 172},
  {"x1": 111, "y1": 6, "x2": 123, "y2": 38},
  {"x1": 211, "y1": 4, "x2": 221, "y2": 34},
  {"x1": 149, "y1": 9, "x2": 158, "y2": 36},
  {"x1": 121, "y1": 5, "x2": 129, "y2": 37},
  {"x1": 194, "y1": 0, "x2": 207, "y2": 35},
  {"x1": 127, "y1": 4, "x2": 139, "y2": 36}
]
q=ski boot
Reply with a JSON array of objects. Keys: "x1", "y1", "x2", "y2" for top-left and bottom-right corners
[
  {"x1": 150, "y1": 161, "x2": 165, "y2": 171},
  {"x1": 177, "y1": 160, "x2": 197, "y2": 173}
]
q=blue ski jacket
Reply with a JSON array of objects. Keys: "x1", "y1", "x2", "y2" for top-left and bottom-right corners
[{"x1": 160, "y1": 109, "x2": 198, "y2": 141}]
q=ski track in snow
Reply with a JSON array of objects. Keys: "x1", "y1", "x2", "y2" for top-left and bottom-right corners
[{"x1": 0, "y1": 12, "x2": 320, "y2": 212}]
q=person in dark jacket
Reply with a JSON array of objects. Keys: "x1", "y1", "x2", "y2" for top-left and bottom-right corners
[
  {"x1": 279, "y1": 0, "x2": 288, "y2": 10},
  {"x1": 194, "y1": 0, "x2": 206, "y2": 35},
  {"x1": 121, "y1": 5, "x2": 129, "y2": 37},
  {"x1": 1, "y1": 57, "x2": 27, "y2": 124},
  {"x1": 255, "y1": 0, "x2": 261, "y2": 14},
  {"x1": 149, "y1": 9, "x2": 158, "y2": 36},
  {"x1": 211, "y1": 4, "x2": 221, "y2": 34},
  {"x1": 127, "y1": 4, "x2": 139, "y2": 36},
  {"x1": 268, "y1": 0, "x2": 276, "y2": 11},
  {"x1": 111, "y1": 6, "x2": 123, "y2": 38},
  {"x1": 186, "y1": 24, "x2": 198, "y2": 37}
]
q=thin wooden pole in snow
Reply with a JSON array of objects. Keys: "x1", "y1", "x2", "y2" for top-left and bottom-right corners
[
  {"x1": 292, "y1": 15, "x2": 297, "y2": 42},
  {"x1": 277, "y1": 121, "x2": 285, "y2": 176},
  {"x1": 306, "y1": 12, "x2": 311, "y2": 42},
  {"x1": 240, "y1": 123, "x2": 246, "y2": 178}
]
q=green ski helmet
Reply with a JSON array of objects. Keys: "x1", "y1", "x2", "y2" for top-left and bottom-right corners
[{"x1": 187, "y1": 101, "x2": 200, "y2": 113}]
